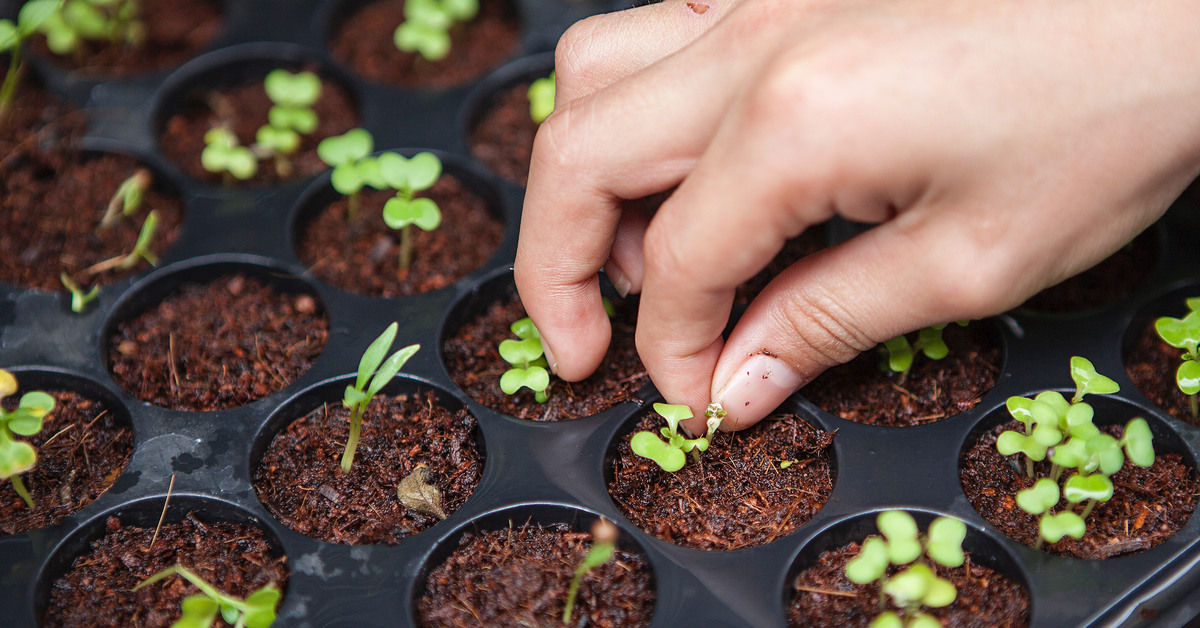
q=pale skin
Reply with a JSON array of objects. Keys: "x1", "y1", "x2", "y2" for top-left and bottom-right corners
[{"x1": 515, "y1": 0, "x2": 1200, "y2": 434}]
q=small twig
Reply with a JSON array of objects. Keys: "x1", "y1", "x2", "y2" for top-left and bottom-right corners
[
  {"x1": 793, "y1": 585, "x2": 861, "y2": 598},
  {"x1": 146, "y1": 474, "x2": 176, "y2": 553}
]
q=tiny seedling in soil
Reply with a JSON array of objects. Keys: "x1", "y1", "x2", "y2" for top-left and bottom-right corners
[
  {"x1": 844, "y1": 510, "x2": 967, "y2": 628},
  {"x1": 133, "y1": 564, "x2": 280, "y2": 628},
  {"x1": 498, "y1": 316, "x2": 550, "y2": 403},
  {"x1": 880, "y1": 322, "x2": 968, "y2": 383},
  {"x1": 341, "y1": 322, "x2": 419, "y2": 473},
  {"x1": 378, "y1": 151, "x2": 443, "y2": 270},
  {"x1": 1154, "y1": 297, "x2": 1200, "y2": 418},
  {"x1": 0, "y1": 0, "x2": 58, "y2": 118},
  {"x1": 59, "y1": 272, "x2": 100, "y2": 313},
  {"x1": 629, "y1": 402, "x2": 725, "y2": 472},
  {"x1": 84, "y1": 209, "x2": 161, "y2": 275},
  {"x1": 393, "y1": 0, "x2": 479, "y2": 61},
  {"x1": 202, "y1": 127, "x2": 258, "y2": 182},
  {"x1": 562, "y1": 517, "x2": 618, "y2": 625},
  {"x1": 317, "y1": 127, "x2": 382, "y2": 220},
  {"x1": 254, "y1": 69, "x2": 322, "y2": 177},
  {"x1": 99, "y1": 168, "x2": 151, "y2": 229},
  {"x1": 38, "y1": 0, "x2": 145, "y2": 65},
  {"x1": 0, "y1": 369, "x2": 55, "y2": 509},
  {"x1": 527, "y1": 71, "x2": 555, "y2": 123},
  {"x1": 995, "y1": 356, "x2": 1155, "y2": 549}
]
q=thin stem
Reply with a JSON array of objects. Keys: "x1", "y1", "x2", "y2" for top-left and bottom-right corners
[
  {"x1": 10, "y1": 474, "x2": 34, "y2": 509},
  {"x1": 0, "y1": 53, "x2": 22, "y2": 119},
  {"x1": 1190, "y1": 394, "x2": 1197, "y2": 420},
  {"x1": 398, "y1": 225, "x2": 414, "y2": 270},
  {"x1": 1024, "y1": 456, "x2": 1034, "y2": 480},
  {"x1": 347, "y1": 192, "x2": 360, "y2": 222},
  {"x1": 1050, "y1": 463, "x2": 1062, "y2": 483},
  {"x1": 340, "y1": 406, "x2": 363, "y2": 473},
  {"x1": 1079, "y1": 499, "x2": 1097, "y2": 520},
  {"x1": 562, "y1": 565, "x2": 586, "y2": 624}
]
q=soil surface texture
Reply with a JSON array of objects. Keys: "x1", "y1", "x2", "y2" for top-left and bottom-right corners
[
  {"x1": 297, "y1": 177, "x2": 504, "y2": 297},
  {"x1": 1126, "y1": 316, "x2": 1200, "y2": 426},
  {"x1": 330, "y1": 0, "x2": 520, "y2": 89},
  {"x1": 0, "y1": 390, "x2": 133, "y2": 535},
  {"x1": 961, "y1": 421, "x2": 1199, "y2": 558},
  {"x1": 1020, "y1": 230, "x2": 1158, "y2": 313},
  {"x1": 31, "y1": 0, "x2": 222, "y2": 75},
  {"x1": 44, "y1": 513, "x2": 288, "y2": 628},
  {"x1": 787, "y1": 543, "x2": 1030, "y2": 627},
  {"x1": 609, "y1": 411, "x2": 835, "y2": 550},
  {"x1": 255, "y1": 390, "x2": 482, "y2": 545},
  {"x1": 107, "y1": 274, "x2": 328, "y2": 411},
  {"x1": 801, "y1": 322, "x2": 1002, "y2": 426},
  {"x1": 160, "y1": 69, "x2": 358, "y2": 185},
  {"x1": 444, "y1": 293, "x2": 649, "y2": 420},
  {"x1": 469, "y1": 81, "x2": 539, "y2": 185},
  {"x1": 417, "y1": 521, "x2": 655, "y2": 627}
]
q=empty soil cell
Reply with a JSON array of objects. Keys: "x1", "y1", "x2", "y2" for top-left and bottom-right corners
[
  {"x1": 0, "y1": 389, "x2": 133, "y2": 535},
  {"x1": 608, "y1": 411, "x2": 835, "y2": 550},
  {"x1": 961, "y1": 421, "x2": 1199, "y2": 558},
  {"x1": 1126, "y1": 317, "x2": 1199, "y2": 426},
  {"x1": 296, "y1": 177, "x2": 504, "y2": 297},
  {"x1": 800, "y1": 322, "x2": 1002, "y2": 427},
  {"x1": 43, "y1": 514, "x2": 288, "y2": 628},
  {"x1": 444, "y1": 293, "x2": 649, "y2": 420},
  {"x1": 469, "y1": 81, "x2": 539, "y2": 185},
  {"x1": 417, "y1": 521, "x2": 655, "y2": 627},
  {"x1": 329, "y1": 0, "x2": 520, "y2": 89},
  {"x1": 107, "y1": 274, "x2": 328, "y2": 411},
  {"x1": 31, "y1": 0, "x2": 222, "y2": 75},
  {"x1": 254, "y1": 389, "x2": 482, "y2": 545},
  {"x1": 159, "y1": 70, "x2": 358, "y2": 185},
  {"x1": 1020, "y1": 230, "x2": 1158, "y2": 313},
  {"x1": 787, "y1": 542, "x2": 1030, "y2": 627}
]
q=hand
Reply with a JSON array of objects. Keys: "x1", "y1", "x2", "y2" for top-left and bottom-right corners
[{"x1": 515, "y1": 0, "x2": 1200, "y2": 434}]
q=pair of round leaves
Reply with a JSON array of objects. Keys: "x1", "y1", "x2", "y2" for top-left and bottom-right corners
[
  {"x1": 0, "y1": 0, "x2": 57, "y2": 52},
  {"x1": 498, "y1": 317, "x2": 550, "y2": 401},
  {"x1": 1155, "y1": 303, "x2": 1200, "y2": 395},
  {"x1": 629, "y1": 404, "x2": 711, "y2": 473},
  {"x1": 380, "y1": 152, "x2": 443, "y2": 232},
  {"x1": 201, "y1": 128, "x2": 257, "y2": 180},
  {"x1": 393, "y1": 0, "x2": 479, "y2": 61},
  {"x1": 1016, "y1": 474, "x2": 1116, "y2": 517},
  {"x1": 0, "y1": 370, "x2": 55, "y2": 480},
  {"x1": 845, "y1": 512, "x2": 967, "y2": 584},
  {"x1": 319, "y1": 128, "x2": 379, "y2": 196}
]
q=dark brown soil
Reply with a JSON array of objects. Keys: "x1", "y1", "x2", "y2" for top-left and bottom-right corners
[
  {"x1": 787, "y1": 543, "x2": 1030, "y2": 627},
  {"x1": 444, "y1": 293, "x2": 649, "y2": 420},
  {"x1": 31, "y1": 0, "x2": 222, "y2": 75},
  {"x1": 733, "y1": 228, "x2": 828, "y2": 308},
  {"x1": 329, "y1": 0, "x2": 520, "y2": 89},
  {"x1": 0, "y1": 390, "x2": 133, "y2": 535},
  {"x1": 608, "y1": 412, "x2": 835, "y2": 550},
  {"x1": 1020, "y1": 230, "x2": 1157, "y2": 313},
  {"x1": 254, "y1": 390, "x2": 482, "y2": 545},
  {"x1": 801, "y1": 323, "x2": 1002, "y2": 426},
  {"x1": 296, "y1": 178, "x2": 504, "y2": 297},
  {"x1": 44, "y1": 513, "x2": 288, "y2": 628},
  {"x1": 417, "y1": 521, "x2": 655, "y2": 627},
  {"x1": 469, "y1": 82, "x2": 538, "y2": 185},
  {"x1": 159, "y1": 70, "x2": 358, "y2": 185},
  {"x1": 107, "y1": 274, "x2": 328, "y2": 411},
  {"x1": 961, "y1": 421, "x2": 1198, "y2": 558},
  {"x1": 1126, "y1": 316, "x2": 1199, "y2": 426}
]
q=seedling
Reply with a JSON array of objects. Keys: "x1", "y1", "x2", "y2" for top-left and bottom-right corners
[
  {"x1": 0, "y1": 369, "x2": 55, "y2": 509},
  {"x1": 317, "y1": 128, "x2": 382, "y2": 220},
  {"x1": 202, "y1": 127, "x2": 258, "y2": 183},
  {"x1": 38, "y1": 0, "x2": 144, "y2": 64},
  {"x1": 880, "y1": 321, "x2": 968, "y2": 383},
  {"x1": 844, "y1": 510, "x2": 966, "y2": 628},
  {"x1": 0, "y1": 0, "x2": 58, "y2": 118},
  {"x1": 133, "y1": 564, "x2": 280, "y2": 628},
  {"x1": 59, "y1": 272, "x2": 99, "y2": 313},
  {"x1": 393, "y1": 0, "x2": 479, "y2": 61},
  {"x1": 629, "y1": 402, "x2": 724, "y2": 472},
  {"x1": 99, "y1": 168, "x2": 151, "y2": 229},
  {"x1": 84, "y1": 210, "x2": 161, "y2": 275},
  {"x1": 562, "y1": 518, "x2": 617, "y2": 625},
  {"x1": 378, "y1": 151, "x2": 442, "y2": 270},
  {"x1": 528, "y1": 72, "x2": 555, "y2": 124},
  {"x1": 1154, "y1": 297, "x2": 1200, "y2": 418},
  {"x1": 340, "y1": 322, "x2": 419, "y2": 473},
  {"x1": 498, "y1": 316, "x2": 550, "y2": 403}
]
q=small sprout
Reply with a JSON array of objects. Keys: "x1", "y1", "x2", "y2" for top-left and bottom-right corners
[
  {"x1": 38, "y1": 0, "x2": 145, "y2": 64},
  {"x1": 341, "y1": 322, "x2": 419, "y2": 473},
  {"x1": 378, "y1": 151, "x2": 443, "y2": 270},
  {"x1": 0, "y1": 369, "x2": 55, "y2": 509},
  {"x1": 879, "y1": 321, "x2": 967, "y2": 382},
  {"x1": 0, "y1": 0, "x2": 58, "y2": 118},
  {"x1": 629, "y1": 403, "x2": 716, "y2": 472},
  {"x1": 255, "y1": 69, "x2": 321, "y2": 178},
  {"x1": 1154, "y1": 298, "x2": 1200, "y2": 417},
  {"x1": 1038, "y1": 511, "x2": 1086, "y2": 544},
  {"x1": 397, "y1": 464, "x2": 446, "y2": 520},
  {"x1": 393, "y1": 0, "x2": 479, "y2": 61},
  {"x1": 202, "y1": 127, "x2": 258, "y2": 182},
  {"x1": 1069, "y1": 356, "x2": 1120, "y2": 402},
  {"x1": 81, "y1": 210, "x2": 160, "y2": 276},
  {"x1": 133, "y1": 564, "x2": 280, "y2": 628},
  {"x1": 528, "y1": 72, "x2": 555, "y2": 123},
  {"x1": 317, "y1": 128, "x2": 382, "y2": 220},
  {"x1": 562, "y1": 518, "x2": 617, "y2": 625},
  {"x1": 100, "y1": 168, "x2": 152, "y2": 230},
  {"x1": 1015, "y1": 478, "x2": 1060, "y2": 515},
  {"x1": 60, "y1": 272, "x2": 99, "y2": 313},
  {"x1": 498, "y1": 318, "x2": 550, "y2": 403}
]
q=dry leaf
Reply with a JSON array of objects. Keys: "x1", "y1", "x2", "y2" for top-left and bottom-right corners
[{"x1": 397, "y1": 464, "x2": 446, "y2": 519}]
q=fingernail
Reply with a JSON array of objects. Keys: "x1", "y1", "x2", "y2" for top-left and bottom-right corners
[
  {"x1": 714, "y1": 354, "x2": 805, "y2": 429},
  {"x1": 604, "y1": 262, "x2": 632, "y2": 298},
  {"x1": 541, "y1": 338, "x2": 559, "y2": 375}
]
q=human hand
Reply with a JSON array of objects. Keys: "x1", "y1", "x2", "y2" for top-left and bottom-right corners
[{"x1": 515, "y1": 0, "x2": 1200, "y2": 434}]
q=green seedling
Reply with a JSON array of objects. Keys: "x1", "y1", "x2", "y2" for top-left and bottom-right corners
[
  {"x1": 341, "y1": 322, "x2": 419, "y2": 473},
  {"x1": 393, "y1": 0, "x2": 479, "y2": 61},
  {"x1": 0, "y1": 0, "x2": 58, "y2": 118},
  {"x1": 59, "y1": 272, "x2": 99, "y2": 313},
  {"x1": 880, "y1": 321, "x2": 968, "y2": 383},
  {"x1": 317, "y1": 128, "x2": 382, "y2": 220},
  {"x1": 86, "y1": 210, "x2": 160, "y2": 275},
  {"x1": 844, "y1": 511, "x2": 966, "y2": 628},
  {"x1": 498, "y1": 316, "x2": 550, "y2": 403},
  {"x1": 1154, "y1": 297, "x2": 1200, "y2": 418},
  {"x1": 629, "y1": 402, "x2": 724, "y2": 472},
  {"x1": 38, "y1": 0, "x2": 144, "y2": 64},
  {"x1": 528, "y1": 72, "x2": 555, "y2": 124},
  {"x1": 202, "y1": 127, "x2": 258, "y2": 183},
  {"x1": 562, "y1": 517, "x2": 617, "y2": 625},
  {"x1": 378, "y1": 151, "x2": 442, "y2": 270},
  {"x1": 99, "y1": 168, "x2": 151, "y2": 229},
  {"x1": 254, "y1": 69, "x2": 321, "y2": 177},
  {"x1": 0, "y1": 369, "x2": 55, "y2": 509},
  {"x1": 133, "y1": 564, "x2": 280, "y2": 628}
]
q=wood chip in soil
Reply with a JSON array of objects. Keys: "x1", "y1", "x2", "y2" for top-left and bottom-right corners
[
  {"x1": 417, "y1": 521, "x2": 654, "y2": 627},
  {"x1": 469, "y1": 81, "x2": 539, "y2": 185},
  {"x1": 961, "y1": 421, "x2": 1199, "y2": 558},
  {"x1": 44, "y1": 513, "x2": 288, "y2": 628},
  {"x1": 444, "y1": 293, "x2": 649, "y2": 420},
  {"x1": 107, "y1": 274, "x2": 328, "y2": 411},
  {"x1": 254, "y1": 390, "x2": 482, "y2": 545},
  {"x1": 1020, "y1": 229, "x2": 1157, "y2": 313},
  {"x1": 609, "y1": 411, "x2": 835, "y2": 550},
  {"x1": 1126, "y1": 314, "x2": 1200, "y2": 426}
]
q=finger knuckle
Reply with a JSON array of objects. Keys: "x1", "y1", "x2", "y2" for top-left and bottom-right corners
[{"x1": 554, "y1": 15, "x2": 608, "y2": 94}]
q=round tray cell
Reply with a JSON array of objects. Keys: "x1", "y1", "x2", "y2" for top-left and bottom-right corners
[
  {"x1": 783, "y1": 509, "x2": 1031, "y2": 627},
  {"x1": 325, "y1": 0, "x2": 522, "y2": 90},
  {"x1": 103, "y1": 259, "x2": 329, "y2": 411},
  {"x1": 152, "y1": 43, "x2": 362, "y2": 187},
  {"x1": 463, "y1": 52, "x2": 553, "y2": 186},
  {"x1": 440, "y1": 269, "x2": 650, "y2": 421},
  {"x1": 607, "y1": 400, "x2": 836, "y2": 551},
  {"x1": 959, "y1": 393, "x2": 1199, "y2": 559},
  {"x1": 37, "y1": 494, "x2": 289, "y2": 627},
  {"x1": 1018, "y1": 225, "x2": 1163, "y2": 315},
  {"x1": 291, "y1": 149, "x2": 506, "y2": 298},
  {"x1": 412, "y1": 503, "x2": 656, "y2": 627},
  {"x1": 1124, "y1": 281, "x2": 1200, "y2": 427},
  {"x1": 251, "y1": 374, "x2": 484, "y2": 545},
  {"x1": 799, "y1": 318, "x2": 1005, "y2": 427},
  {"x1": 0, "y1": 368, "x2": 134, "y2": 536}
]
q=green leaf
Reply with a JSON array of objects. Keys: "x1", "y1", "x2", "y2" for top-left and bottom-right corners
[
  {"x1": 0, "y1": 369, "x2": 16, "y2": 399},
  {"x1": 845, "y1": 536, "x2": 888, "y2": 584},
  {"x1": 383, "y1": 196, "x2": 442, "y2": 231},
  {"x1": 18, "y1": 0, "x2": 60, "y2": 36},
  {"x1": 394, "y1": 20, "x2": 451, "y2": 61},
  {"x1": 378, "y1": 151, "x2": 443, "y2": 192},
  {"x1": 1039, "y1": 511, "x2": 1086, "y2": 543},
  {"x1": 1015, "y1": 478, "x2": 1059, "y2": 515},
  {"x1": 629, "y1": 431, "x2": 686, "y2": 472},
  {"x1": 1070, "y1": 356, "x2": 1119, "y2": 400},
  {"x1": 925, "y1": 517, "x2": 966, "y2": 568},
  {"x1": 877, "y1": 510, "x2": 921, "y2": 565},
  {"x1": 318, "y1": 128, "x2": 373, "y2": 166},
  {"x1": 219, "y1": 603, "x2": 239, "y2": 625},
  {"x1": 331, "y1": 162, "x2": 368, "y2": 195},
  {"x1": 869, "y1": 612, "x2": 903, "y2": 628},
  {"x1": 1049, "y1": 436, "x2": 1088, "y2": 470},
  {"x1": 175, "y1": 594, "x2": 221, "y2": 628},
  {"x1": 882, "y1": 336, "x2": 913, "y2": 374},
  {"x1": 882, "y1": 564, "x2": 933, "y2": 608},
  {"x1": 500, "y1": 366, "x2": 549, "y2": 396},
  {"x1": 356, "y1": 322, "x2": 398, "y2": 392},
  {"x1": 1063, "y1": 402, "x2": 1099, "y2": 439},
  {"x1": 1086, "y1": 432, "x2": 1124, "y2": 476},
  {"x1": 0, "y1": 21, "x2": 18, "y2": 51},
  {"x1": 1122, "y1": 417, "x2": 1155, "y2": 467},
  {"x1": 442, "y1": 0, "x2": 479, "y2": 21},
  {"x1": 268, "y1": 105, "x2": 318, "y2": 135},
  {"x1": 527, "y1": 72, "x2": 556, "y2": 123},
  {"x1": 242, "y1": 586, "x2": 281, "y2": 628},
  {"x1": 264, "y1": 69, "x2": 322, "y2": 107},
  {"x1": 255, "y1": 125, "x2": 300, "y2": 154},
  {"x1": 1177, "y1": 360, "x2": 1200, "y2": 395},
  {"x1": 342, "y1": 385, "x2": 368, "y2": 410},
  {"x1": 653, "y1": 403, "x2": 693, "y2": 436},
  {"x1": 1033, "y1": 390, "x2": 1070, "y2": 417},
  {"x1": 0, "y1": 437, "x2": 36, "y2": 478},
  {"x1": 907, "y1": 613, "x2": 944, "y2": 628},
  {"x1": 64, "y1": 1, "x2": 106, "y2": 39},
  {"x1": 922, "y1": 574, "x2": 957, "y2": 608},
  {"x1": 1155, "y1": 316, "x2": 1194, "y2": 350},
  {"x1": 917, "y1": 325, "x2": 949, "y2": 360},
  {"x1": 41, "y1": 12, "x2": 80, "y2": 55},
  {"x1": 366, "y1": 343, "x2": 419, "y2": 397},
  {"x1": 498, "y1": 337, "x2": 544, "y2": 365},
  {"x1": 403, "y1": 0, "x2": 453, "y2": 28},
  {"x1": 510, "y1": 317, "x2": 540, "y2": 340},
  {"x1": 1005, "y1": 396, "x2": 1034, "y2": 427},
  {"x1": 1063, "y1": 473, "x2": 1113, "y2": 503}
]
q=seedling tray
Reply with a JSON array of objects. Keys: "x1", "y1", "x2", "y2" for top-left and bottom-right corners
[{"x1": 5, "y1": 1, "x2": 1200, "y2": 626}]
